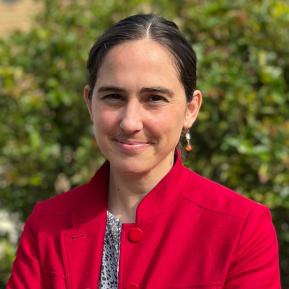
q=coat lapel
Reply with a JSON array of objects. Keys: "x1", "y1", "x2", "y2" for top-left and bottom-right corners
[{"x1": 60, "y1": 161, "x2": 109, "y2": 289}]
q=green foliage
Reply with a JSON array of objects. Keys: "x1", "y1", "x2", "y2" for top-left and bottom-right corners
[
  {"x1": 0, "y1": 240, "x2": 15, "y2": 287},
  {"x1": 0, "y1": 0, "x2": 288, "y2": 287}
]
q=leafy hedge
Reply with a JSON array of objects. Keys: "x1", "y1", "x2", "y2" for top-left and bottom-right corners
[{"x1": 0, "y1": 0, "x2": 288, "y2": 287}]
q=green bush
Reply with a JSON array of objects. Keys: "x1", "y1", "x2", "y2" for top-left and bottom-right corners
[
  {"x1": 0, "y1": 0, "x2": 288, "y2": 287},
  {"x1": 0, "y1": 240, "x2": 15, "y2": 288}
]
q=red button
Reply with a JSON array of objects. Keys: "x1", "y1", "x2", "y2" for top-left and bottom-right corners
[
  {"x1": 128, "y1": 227, "x2": 143, "y2": 242},
  {"x1": 126, "y1": 284, "x2": 139, "y2": 289}
]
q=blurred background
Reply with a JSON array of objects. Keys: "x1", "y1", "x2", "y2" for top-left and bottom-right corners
[{"x1": 0, "y1": 0, "x2": 288, "y2": 287}]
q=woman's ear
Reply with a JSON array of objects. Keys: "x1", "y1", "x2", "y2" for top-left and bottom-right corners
[
  {"x1": 83, "y1": 85, "x2": 93, "y2": 122},
  {"x1": 183, "y1": 89, "x2": 202, "y2": 129}
]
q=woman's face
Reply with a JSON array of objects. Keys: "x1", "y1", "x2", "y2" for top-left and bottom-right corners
[{"x1": 84, "y1": 39, "x2": 202, "y2": 177}]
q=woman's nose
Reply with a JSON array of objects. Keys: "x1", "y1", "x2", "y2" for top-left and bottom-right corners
[{"x1": 119, "y1": 100, "x2": 143, "y2": 133}]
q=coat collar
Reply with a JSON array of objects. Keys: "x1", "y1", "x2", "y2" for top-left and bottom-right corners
[
  {"x1": 135, "y1": 150, "x2": 190, "y2": 226},
  {"x1": 73, "y1": 149, "x2": 190, "y2": 227}
]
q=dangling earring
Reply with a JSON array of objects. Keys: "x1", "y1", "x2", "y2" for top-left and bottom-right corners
[{"x1": 185, "y1": 130, "x2": 192, "y2": 152}]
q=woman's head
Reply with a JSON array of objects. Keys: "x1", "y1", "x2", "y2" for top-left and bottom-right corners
[
  {"x1": 83, "y1": 14, "x2": 202, "y2": 176},
  {"x1": 87, "y1": 14, "x2": 197, "y2": 102}
]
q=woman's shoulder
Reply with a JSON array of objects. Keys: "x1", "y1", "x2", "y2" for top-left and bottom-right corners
[
  {"x1": 181, "y1": 167, "x2": 269, "y2": 219},
  {"x1": 34, "y1": 181, "x2": 92, "y2": 216}
]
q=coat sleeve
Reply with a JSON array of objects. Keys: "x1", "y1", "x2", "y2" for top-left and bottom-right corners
[
  {"x1": 6, "y1": 203, "x2": 44, "y2": 289},
  {"x1": 224, "y1": 205, "x2": 281, "y2": 289}
]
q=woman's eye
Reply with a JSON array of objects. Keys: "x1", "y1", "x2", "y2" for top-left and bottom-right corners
[
  {"x1": 101, "y1": 94, "x2": 123, "y2": 101},
  {"x1": 148, "y1": 95, "x2": 168, "y2": 103}
]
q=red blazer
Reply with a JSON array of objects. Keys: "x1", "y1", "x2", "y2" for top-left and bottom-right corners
[{"x1": 7, "y1": 153, "x2": 281, "y2": 289}]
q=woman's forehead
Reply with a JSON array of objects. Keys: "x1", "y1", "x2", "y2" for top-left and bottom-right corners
[
  {"x1": 107, "y1": 39, "x2": 174, "y2": 64},
  {"x1": 96, "y1": 39, "x2": 180, "y2": 85}
]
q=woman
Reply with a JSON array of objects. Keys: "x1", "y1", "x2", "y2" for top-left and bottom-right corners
[{"x1": 7, "y1": 14, "x2": 280, "y2": 289}]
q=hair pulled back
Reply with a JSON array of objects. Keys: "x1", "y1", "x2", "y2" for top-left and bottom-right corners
[{"x1": 87, "y1": 14, "x2": 197, "y2": 101}]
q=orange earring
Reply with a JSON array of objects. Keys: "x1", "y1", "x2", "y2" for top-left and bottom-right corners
[{"x1": 185, "y1": 131, "x2": 192, "y2": 152}]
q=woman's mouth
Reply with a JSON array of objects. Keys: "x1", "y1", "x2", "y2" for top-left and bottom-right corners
[{"x1": 114, "y1": 138, "x2": 151, "y2": 152}]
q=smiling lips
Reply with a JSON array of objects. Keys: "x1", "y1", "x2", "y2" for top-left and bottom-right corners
[{"x1": 114, "y1": 138, "x2": 151, "y2": 152}]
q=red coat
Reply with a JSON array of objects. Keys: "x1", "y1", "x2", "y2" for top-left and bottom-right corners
[{"x1": 7, "y1": 153, "x2": 281, "y2": 289}]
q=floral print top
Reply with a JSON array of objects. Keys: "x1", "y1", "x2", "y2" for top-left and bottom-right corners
[{"x1": 99, "y1": 211, "x2": 122, "y2": 289}]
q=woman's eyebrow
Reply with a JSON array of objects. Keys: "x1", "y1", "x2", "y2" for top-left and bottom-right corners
[
  {"x1": 140, "y1": 87, "x2": 174, "y2": 97},
  {"x1": 97, "y1": 85, "x2": 174, "y2": 97},
  {"x1": 97, "y1": 86, "x2": 126, "y2": 93}
]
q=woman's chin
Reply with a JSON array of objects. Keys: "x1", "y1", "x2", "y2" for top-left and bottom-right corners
[{"x1": 110, "y1": 162, "x2": 150, "y2": 176}]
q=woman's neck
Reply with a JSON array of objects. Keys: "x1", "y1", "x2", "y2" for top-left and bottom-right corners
[{"x1": 108, "y1": 155, "x2": 174, "y2": 223}]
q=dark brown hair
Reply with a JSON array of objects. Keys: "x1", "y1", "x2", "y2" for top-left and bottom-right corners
[{"x1": 87, "y1": 14, "x2": 197, "y2": 101}]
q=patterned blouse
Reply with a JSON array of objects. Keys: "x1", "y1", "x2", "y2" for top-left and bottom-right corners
[{"x1": 99, "y1": 211, "x2": 122, "y2": 289}]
